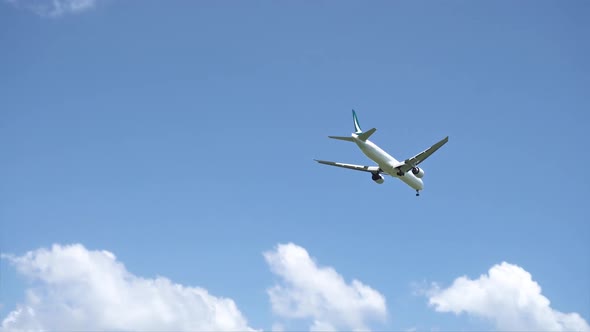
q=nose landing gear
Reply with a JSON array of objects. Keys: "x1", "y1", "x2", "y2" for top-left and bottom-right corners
[{"x1": 416, "y1": 190, "x2": 420, "y2": 197}]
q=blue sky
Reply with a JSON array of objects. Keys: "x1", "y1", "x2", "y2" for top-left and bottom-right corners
[{"x1": 1, "y1": 0, "x2": 589, "y2": 330}]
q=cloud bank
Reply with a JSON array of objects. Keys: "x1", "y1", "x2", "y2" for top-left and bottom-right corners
[
  {"x1": 428, "y1": 262, "x2": 590, "y2": 332},
  {"x1": 264, "y1": 243, "x2": 387, "y2": 331},
  {"x1": 4, "y1": 0, "x2": 99, "y2": 17},
  {"x1": 2, "y1": 244, "x2": 255, "y2": 331}
]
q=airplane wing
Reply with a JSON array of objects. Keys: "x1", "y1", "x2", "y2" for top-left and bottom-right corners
[
  {"x1": 398, "y1": 136, "x2": 449, "y2": 173},
  {"x1": 314, "y1": 159, "x2": 382, "y2": 173}
]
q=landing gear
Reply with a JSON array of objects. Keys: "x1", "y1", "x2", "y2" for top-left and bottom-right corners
[
  {"x1": 397, "y1": 171, "x2": 404, "y2": 176},
  {"x1": 416, "y1": 190, "x2": 420, "y2": 197}
]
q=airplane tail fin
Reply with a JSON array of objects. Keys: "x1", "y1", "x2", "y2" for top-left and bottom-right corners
[
  {"x1": 352, "y1": 109, "x2": 362, "y2": 134},
  {"x1": 352, "y1": 110, "x2": 376, "y2": 141},
  {"x1": 327, "y1": 110, "x2": 376, "y2": 142}
]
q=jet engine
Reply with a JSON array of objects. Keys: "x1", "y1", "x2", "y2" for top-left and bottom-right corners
[
  {"x1": 371, "y1": 173, "x2": 385, "y2": 184},
  {"x1": 411, "y1": 167, "x2": 425, "y2": 178}
]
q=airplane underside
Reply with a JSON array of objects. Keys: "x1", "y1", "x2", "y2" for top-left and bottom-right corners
[{"x1": 316, "y1": 110, "x2": 448, "y2": 197}]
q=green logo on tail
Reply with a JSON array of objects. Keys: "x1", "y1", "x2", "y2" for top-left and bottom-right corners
[{"x1": 352, "y1": 109, "x2": 362, "y2": 133}]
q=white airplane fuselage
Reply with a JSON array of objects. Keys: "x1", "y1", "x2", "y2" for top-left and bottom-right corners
[{"x1": 352, "y1": 134, "x2": 424, "y2": 191}]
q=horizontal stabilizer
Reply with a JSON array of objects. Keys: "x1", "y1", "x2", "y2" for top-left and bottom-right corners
[
  {"x1": 328, "y1": 136, "x2": 354, "y2": 142},
  {"x1": 357, "y1": 128, "x2": 376, "y2": 141}
]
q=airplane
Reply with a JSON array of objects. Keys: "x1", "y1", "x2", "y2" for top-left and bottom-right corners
[{"x1": 315, "y1": 110, "x2": 448, "y2": 196}]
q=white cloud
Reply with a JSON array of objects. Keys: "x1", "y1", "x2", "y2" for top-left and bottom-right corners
[
  {"x1": 427, "y1": 262, "x2": 590, "y2": 332},
  {"x1": 4, "y1": 0, "x2": 99, "y2": 17},
  {"x1": 271, "y1": 322, "x2": 285, "y2": 332},
  {"x1": 264, "y1": 243, "x2": 387, "y2": 331},
  {"x1": 2, "y1": 243, "x2": 255, "y2": 331}
]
